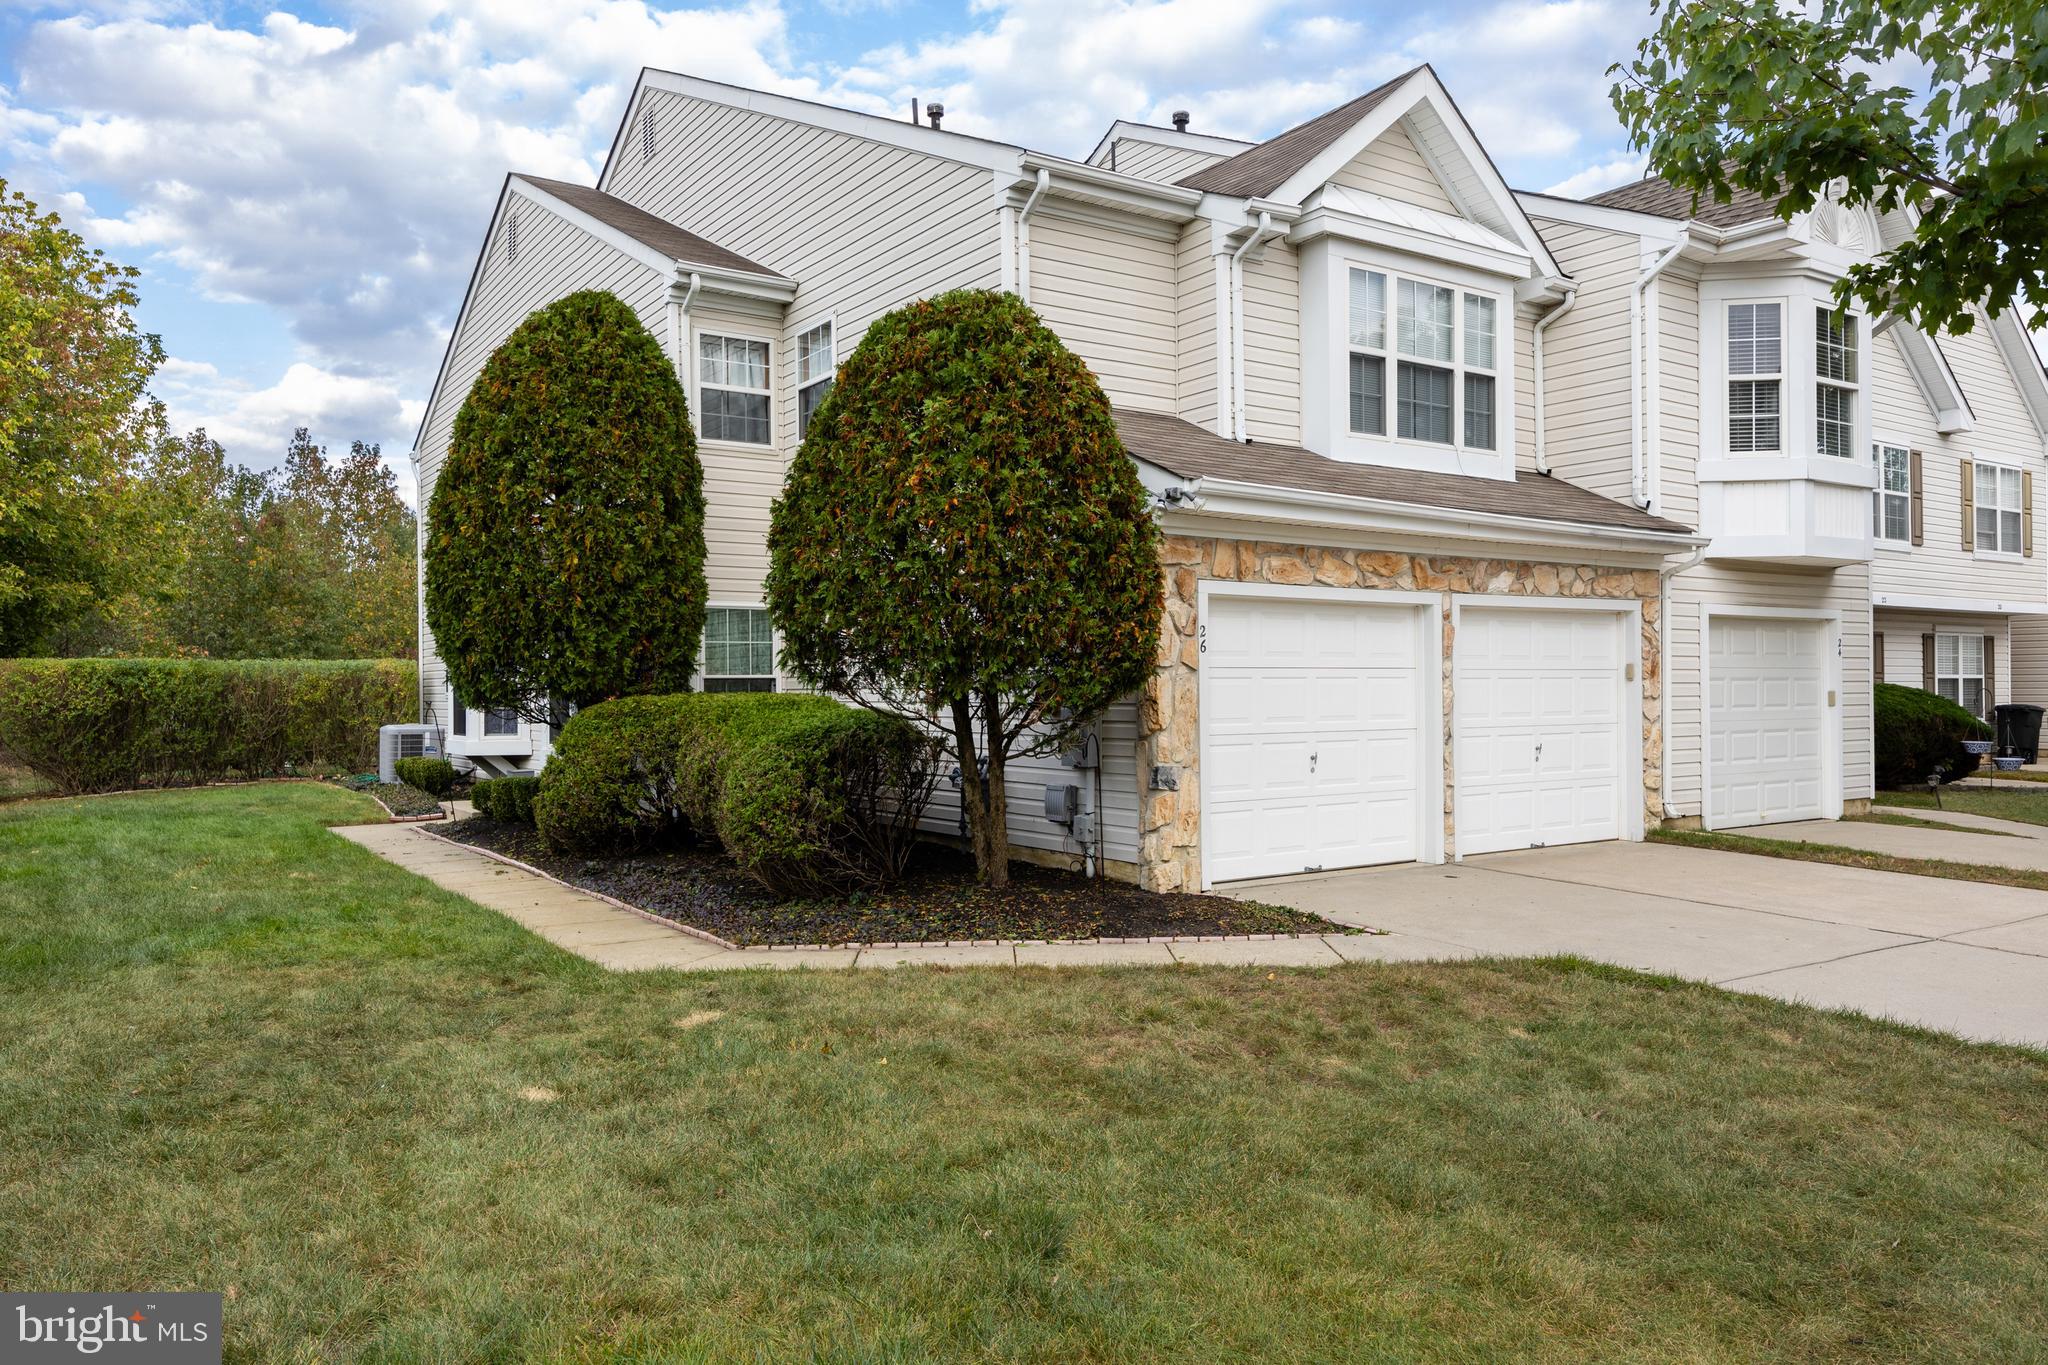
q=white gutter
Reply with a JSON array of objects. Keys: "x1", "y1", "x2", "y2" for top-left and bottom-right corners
[
  {"x1": 1228, "y1": 212, "x2": 1282, "y2": 442},
  {"x1": 1015, "y1": 168, "x2": 1050, "y2": 304},
  {"x1": 1631, "y1": 229, "x2": 1690, "y2": 509},
  {"x1": 1530, "y1": 287, "x2": 1576, "y2": 476}
]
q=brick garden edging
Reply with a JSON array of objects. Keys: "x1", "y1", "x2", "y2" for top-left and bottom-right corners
[{"x1": 414, "y1": 823, "x2": 1377, "y2": 953}]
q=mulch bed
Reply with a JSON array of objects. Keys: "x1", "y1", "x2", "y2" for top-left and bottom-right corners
[
  {"x1": 330, "y1": 774, "x2": 445, "y2": 820},
  {"x1": 440, "y1": 816, "x2": 1358, "y2": 946}
]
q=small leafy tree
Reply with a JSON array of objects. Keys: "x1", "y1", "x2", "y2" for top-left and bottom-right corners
[
  {"x1": 767, "y1": 289, "x2": 1162, "y2": 886},
  {"x1": 1611, "y1": 0, "x2": 2048, "y2": 335},
  {"x1": 426, "y1": 290, "x2": 706, "y2": 721}
]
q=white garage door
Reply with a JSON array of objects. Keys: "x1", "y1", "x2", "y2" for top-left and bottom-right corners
[
  {"x1": 1455, "y1": 608, "x2": 1626, "y2": 856},
  {"x1": 1707, "y1": 617, "x2": 1828, "y2": 828},
  {"x1": 1202, "y1": 595, "x2": 1427, "y2": 883}
]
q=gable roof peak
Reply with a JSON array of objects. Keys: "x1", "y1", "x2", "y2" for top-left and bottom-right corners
[{"x1": 1174, "y1": 65, "x2": 1428, "y2": 198}]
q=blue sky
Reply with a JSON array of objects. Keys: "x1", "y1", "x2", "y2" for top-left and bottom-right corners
[{"x1": 1, "y1": 0, "x2": 1656, "y2": 500}]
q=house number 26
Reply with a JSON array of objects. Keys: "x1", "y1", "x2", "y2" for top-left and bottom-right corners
[{"x1": 1198, "y1": 624, "x2": 1207, "y2": 654}]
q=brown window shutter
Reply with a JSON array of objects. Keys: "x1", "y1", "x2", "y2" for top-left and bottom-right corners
[
  {"x1": 1874, "y1": 632, "x2": 1885, "y2": 684},
  {"x1": 1986, "y1": 634, "x2": 1998, "y2": 710},
  {"x1": 1922, "y1": 634, "x2": 1936, "y2": 692},
  {"x1": 1961, "y1": 458, "x2": 1975, "y2": 550},
  {"x1": 1909, "y1": 450, "x2": 1924, "y2": 545},
  {"x1": 2025, "y1": 471, "x2": 2035, "y2": 557}
]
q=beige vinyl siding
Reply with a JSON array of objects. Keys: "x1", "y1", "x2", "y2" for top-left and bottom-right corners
[
  {"x1": 1105, "y1": 138, "x2": 1229, "y2": 184},
  {"x1": 2010, "y1": 615, "x2": 2048, "y2": 705},
  {"x1": 1175, "y1": 221, "x2": 1219, "y2": 429},
  {"x1": 918, "y1": 704, "x2": 1145, "y2": 872},
  {"x1": 1873, "y1": 610, "x2": 2009, "y2": 711},
  {"x1": 1663, "y1": 561, "x2": 1875, "y2": 816},
  {"x1": 1329, "y1": 123, "x2": 1457, "y2": 213},
  {"x1": 1651, "y1": 270, "x2": 1702, "y2": 524},
  {"x1": 1870, "y1": 323, "x2": 2046, "y2": 604},
  {"x1": 1028, "y1": 210, "x2": 1178, "y2": 413},
  {"x1": 1240, "y1": 240, "x2": 1302, "y2": 443},
  {"x1": 606, "y1": 87, "x2": 1002, "y2": 458},
  {"x1": 1527, "y1": 215, "x2": 1640, "y2": 503},
  {"x1": 686, "y1": 305, "x2": 789, "y2": 607},
  {"x1": 414, "y1": 196, "x2": 669, "y2": 744},
  {"x1": 1514, "y1": 304, "x2": 1537, "y2": 456}
]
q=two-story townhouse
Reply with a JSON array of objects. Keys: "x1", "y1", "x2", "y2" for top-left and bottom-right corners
[
  {"x1": 414, "y1": 64, "x2": 1721, "y2": 895},
  {"x1": 1519, "y1": 181, "x2": 2048, "y2": 827}
]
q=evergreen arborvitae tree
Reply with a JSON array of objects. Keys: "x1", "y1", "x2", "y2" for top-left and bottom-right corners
[
  {"x1": 426, "y1": 290, "x2": 706, "y2": 719},
  {"x1": 767, "y1": 289, "x2": 1162, "y2": 886}
]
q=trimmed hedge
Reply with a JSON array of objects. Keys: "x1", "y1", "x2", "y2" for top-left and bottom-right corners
[
  {"x1": 1875, "y1": 682, "x2": 1990, "y2": 788},
  {"x1": 394, "y1": 756, "x2": 456, "y2": 796},
  {"x1": 0, "y1": 658, "x2": 416, "y2": 794},
  {"x1": 472, "y1": 775, "x2": 539, "y2": 824},
  {"x1": 534, "y1": 692, "x2": 938, "y2": 895}
]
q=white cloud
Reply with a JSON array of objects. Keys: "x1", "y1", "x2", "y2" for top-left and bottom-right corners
[
  {"x1": 153, "y1": 357, "x2": 423, "y2": 499},
  {"x1": 1544, "y1": 153, "x2": 1646, "y2": 198}
]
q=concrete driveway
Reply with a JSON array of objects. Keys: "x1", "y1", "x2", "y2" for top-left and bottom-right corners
[{"x1": 1230, "y1": 841, "x2": 2048, "y2": 1049}]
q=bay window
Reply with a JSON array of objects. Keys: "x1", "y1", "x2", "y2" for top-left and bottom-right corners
[
  {"x1": 1727, "y1": 301, "x2": 1782, "y2": 452},
  {"x1": 1815, "y1": 308, "x2": 1859, "y2": 458}
]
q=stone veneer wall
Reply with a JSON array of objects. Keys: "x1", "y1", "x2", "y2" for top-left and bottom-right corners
[{"x1": 1134, "y1": 536, "x2": 1665, "y2": 891}]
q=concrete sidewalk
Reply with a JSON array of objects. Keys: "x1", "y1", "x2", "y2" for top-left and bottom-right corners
[
  {"x1": 332, "y1": 821, "x2": 1461, "y2": 972},
  {"x1": 1723, "y1": 813, "x2": 2048, "y2": 871},
  {"x1": 1235, "y1": 842, "x2": 2048, "y2": 1048}
]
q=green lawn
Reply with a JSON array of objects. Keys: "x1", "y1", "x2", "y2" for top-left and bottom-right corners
[
  {"x1": 1880, "y1": 786, "x2": 2048, "y2": 826},
  {"x1": 1650, "y1": 826, "x2": 2048, "y2": 893},
  {"x1": 5, "y1": 787, "x2": 2048, "y2": 1361}
]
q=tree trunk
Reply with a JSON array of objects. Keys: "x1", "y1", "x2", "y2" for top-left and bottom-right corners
[
  {"x1": 947, "y1": 691, "x2": 1009, "y2": 886},
  {"x1": 980, "y1": 688, "x2": 1009, "y2": 887}
]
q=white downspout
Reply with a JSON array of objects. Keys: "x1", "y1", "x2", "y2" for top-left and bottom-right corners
[
  {"x1": 1657, "y1": 542, "x2": 1708, "y2": 822},
  {"x1": 669, "y1": 269, "x2": 701, "y2": 386},
  {"x1": 1228, "y1": 211, "x2": 1278, "y2": 442},
  {"x1": 1531, "y1": 287, "x2": 1576, "y2": 476},
  {"x1": 1015, "y1": 168, "x2": 1050, "y2": 304},
  {"x1": 1631, "y1": 230, "x2": 1690, "y2": 509}
]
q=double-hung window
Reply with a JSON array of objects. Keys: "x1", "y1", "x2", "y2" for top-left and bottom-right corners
[
  {"x1": 483, "y1": 707, "x2": 519, "y2": 737},
  {"x1": 702, "y1": 607, "x2": 776, "y2": 693},
  {"x1": 1727, "y1": 301, "x2": 1782, "y2": 452},
  {"x1": 795, "y1": 321, "x2": 834, "y2": 439},
  {"x1": 1873, "y1": 442, "x2": 1911, "y2": 544},
  {"x1": 1346, "y1": 266, "x2": 1497, "y2": 450},
  {"x1": 698, "y1": 333, "x2": 771, "y2": 445},
  {"x1": 1936, "y1": 633, "x2": 1986, "y2": 718},
  {"x1": 1815, "y1": 307, "x2": 1859, "y2": 458},
  {"x1": 1976, "y1": 461, "x2": 2024, "y2": 553}
]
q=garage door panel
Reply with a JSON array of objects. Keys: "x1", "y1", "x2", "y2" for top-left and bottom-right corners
[
  {"x1": 1456, "y1": 608, "x2": 1627, "y2": 857},
  {"x1": 1707, "y1": 617, "x2": 1828, "y2": 827},
  {"x1": 1203, "y1": 596, "x2": 1428, "y2": 883}
]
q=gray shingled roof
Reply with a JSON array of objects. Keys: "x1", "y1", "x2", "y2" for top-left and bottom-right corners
[
  {"x1": 1584, "y1": 175, "x2": 1786, "y2": 229},
  {"x1": 513, "y1": 175, "x2": 787, "y2": 278},
  {"x1": 1174, "y1": 67, "x2": 1423, "y2": 198},
  {"x1": 1113, "y1": 408, "x2": 1693, "y2": 537}
]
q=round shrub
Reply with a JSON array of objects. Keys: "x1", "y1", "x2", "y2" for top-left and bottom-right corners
[
  {"x1": 766, "y1": 288, "x2": 1161, "y2": 885},
  {"x1": 394, "y1": 756, "x2": 456, "y2": 796},
  {"x1": 472, "y1": 774, "x2": 539, "y2": 824},
  {"x1": 425, "y1": 289, "x2": 707, "y2": 720},
  {"x1": 533, "y1": 695, "x2": 710, "y2": 851},
  {"x1": 1875, "y1": 682, "x2": 1990, "y2": 788}
]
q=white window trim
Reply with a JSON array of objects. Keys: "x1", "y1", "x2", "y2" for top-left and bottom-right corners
[
  {"x1": 1724, "y1": 297, "x2": 1786, "y2": 455},
  {"x1": 1302, "y1": 241, "x2": 1516, "y2": 479},
  {"x1": 1702, "y1": 280, "x2": 1867, "y2": 465},
  {"x1": 698, "y1": 602, "x2": 780, "y2": 692},
  {"x1": 692, "y1": 324, "x2": 775, "y2": 449},
  {"x1": 1934, "y1": 631, "x2": 1987, "y2": 718},
  {"x1": 792, "y1": 313, "x2": 836, "y2": 442},
  {"x1": 1815, "y1": 306, "x2": 1860, "y2": 460},
  {"x1": 1872, "y1": 438, "x2": 1912, "y2": 545},
  {"x1": 1973, "y1": 455, "x2": 2025, "y2": 557}
]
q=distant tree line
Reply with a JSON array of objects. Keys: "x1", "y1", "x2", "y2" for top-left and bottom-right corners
[{"x1": 1, "y1": 178, "x2": 416, "y2": 660}]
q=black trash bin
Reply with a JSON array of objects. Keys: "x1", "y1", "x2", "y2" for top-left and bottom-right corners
[{"x1": 1995, "y1": 703, "x2": 2044, "y2": 763}]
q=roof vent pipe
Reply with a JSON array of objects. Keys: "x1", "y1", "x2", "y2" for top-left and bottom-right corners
[
  {"x1": 1171, "y1": 110, "x2": 1190, "y2": 132},
  {"x1": 926, "y1": 102, "x2": 944, "y2": 129},
  {"x1": 910, "y1": 96, "x2": 919, "y2": 124}
]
